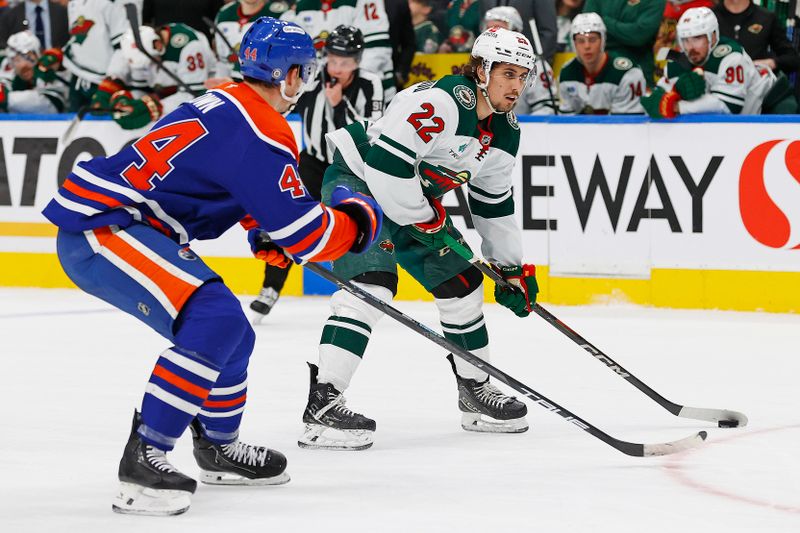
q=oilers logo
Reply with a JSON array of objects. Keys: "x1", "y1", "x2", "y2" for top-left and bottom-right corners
[{"x1": 178, "y1": 247, "x2": 197, "y2": 261}]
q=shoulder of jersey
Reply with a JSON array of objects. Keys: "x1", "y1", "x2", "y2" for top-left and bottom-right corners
[
  {"x1": 216, "y1": 2, "x2": 240, "y2": 22},
  {"x1": 296, "y1": 0, "x2": 357, "y2": 12},
  {"x1": 602, "y1": 52, "x2": 636, "y2": 84},
  {"x1": 212, "y1": 82, "x2": 299, "y2": 160},
  {"x1": 162, "y1": 24, "x2": 202, "y2": 62},
  {"x1": 489, "y1": 112, "x2": 520, "y2": 156},
  {"x1": 431, "y1": 74, "x2": 479, "y2": 134},
  {"x1": 704, "y1": 37, "x2": 744, "y2": 72},
  {"x1": 558, "y1": 58, "x2": 584, "y2": 82}
]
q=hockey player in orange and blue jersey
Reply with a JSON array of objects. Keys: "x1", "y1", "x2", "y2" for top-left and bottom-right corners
[{"x1": 41, "y1": 17, "x2": 382, "y2": 517}]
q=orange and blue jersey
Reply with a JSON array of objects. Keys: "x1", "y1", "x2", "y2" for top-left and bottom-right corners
[{"x1": 42, "y1": 82, "x2": 356, "y2": 262}]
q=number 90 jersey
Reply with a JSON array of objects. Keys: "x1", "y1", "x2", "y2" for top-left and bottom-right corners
[
  {"x1": 43, "y1": 82, "x2": 354, "y2": 263},
  {"x1": 326, "y1": 74, "x2": 523, "y2": 264}
]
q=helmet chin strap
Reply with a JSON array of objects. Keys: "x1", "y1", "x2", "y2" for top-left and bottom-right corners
[
  {"x1": 280, "y1": 80, "x2": 303, "y2": 104},
  {"x1": 477, "y1": 66, "x2": 506, "y2": 115}
]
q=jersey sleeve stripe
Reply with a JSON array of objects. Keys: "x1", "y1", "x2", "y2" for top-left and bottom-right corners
[
  {"x1": 298, "y1": 208, "x2": 357, "y2": 262},
  {"x1": 366, "y1": 145, "x2": 415, "y2": 178},
  {"x1": 282, "y1": 208, "x2": 330, "y2": 255},
  {"x1": 468, "y1": 184, "x2": 512, "y2": 201},
  {"x1": 62, "y1": 179, "x2": 123, "y2": 208},
  {"x1": 52, "y1": 191, "x2": 103, "y2": 216},
  {"x1": 267, "y1": 203, "x2": 324, "y2": 240},
  {"x1": 468, "y1": 194, "x2": 515, "y2": 218},
  {"x1": 294, "y1": 209, "x2": 337, "y2": 260},
  {"x1": 377, "y1": 134, "x2": 417, "y2": 160},
  {"x1": 711, "y1": 90, "x2": 745, "y2": 104}
]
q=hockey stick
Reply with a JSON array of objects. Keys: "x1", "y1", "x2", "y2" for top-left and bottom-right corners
[
  {"x1": 441, "y1": 233, "x2": 749, "y2": 428},
  {"x1": 201, "y1": 16, "x2": 235, "y2": 59},
  {"x1": 124, "y1": 3, "x2": 194, "y2": 94},
  {"x1": 528, "y1": 18, "x2": 558, "y2": 115},
  {"x1": 301, "y1": 260, "x2": 706, "y2": 457},
  {"x1": 61, "y1": 105, "x2": 113, "y2": 145}
]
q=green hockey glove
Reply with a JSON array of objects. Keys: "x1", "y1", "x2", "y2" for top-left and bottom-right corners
[
  {"x1": 408, "y1": 196, "x2": 452, "y2": 251},
  {"x1": 640, "y1": 87, "x2": 680, "y2": 119},
  {"x1": 34, "y1": 48, "x2": 63, "y2": 83},
  {"x1": 494, "y1": 264, "x2": 538, "y2": 318},
  {"x1": 673, "y1": 70, "x2": 705, "y2": 101},
  {"x1": 111, "y1": 92, "x2": 163, "y2": 130}
]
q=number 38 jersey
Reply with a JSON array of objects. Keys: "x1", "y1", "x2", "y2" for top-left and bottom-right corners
[
  {"x1": 327, "y1": 74, "x2": 523, "y2": 264},
  {"x1": 42, "y1": 82, "x2": 355, "y2": 262}
]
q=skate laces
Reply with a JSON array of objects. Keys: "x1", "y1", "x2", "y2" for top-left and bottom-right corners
[
  {"x1": 145, "y1": 446, "x2": 178, "y2": 473},
  {"x1": 316, "y1": 392, "x2": 355, "y2": 419},
  {"x1": 474, "y1": 381, "x2": 514, "y2": 408},
  {"x1": 221, "y1": 440, "x2": 269, "y2": 467}
]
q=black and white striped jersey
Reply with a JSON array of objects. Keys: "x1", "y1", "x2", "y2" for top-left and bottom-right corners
[{"x1": 295, "y1": 67, "x2": 384, "y2": 164}]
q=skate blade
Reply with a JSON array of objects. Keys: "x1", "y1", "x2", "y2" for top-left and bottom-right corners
[
  {"x1": 111, "y1": 482, "x2": 191, "y2": 516},
  {"x1": 297, "y1": 423, "x2": 374, "y2": 451},
  {"x1": 199, "y1": 470, "x2": 290, "y2": 486},
  {"x1": 249, "y1": 310, "x2": 267, "y2": 326},
  {"x1": 461, "y1": 413, "x2": 529, "y2": 434}
]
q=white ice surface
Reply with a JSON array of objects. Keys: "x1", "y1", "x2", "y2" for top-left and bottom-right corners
[{"x1": 1, "y1": 288, "x2": 799, "y2": 532}]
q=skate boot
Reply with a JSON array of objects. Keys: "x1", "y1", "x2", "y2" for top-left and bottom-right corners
[
  {"x1": 298, "y1": 364, "x2": 376, "y2": 451},
  {"x1": 190, "y1": 419, "x2": 290, "y2": 486},
  {"x1": 457, "y1": 375, "x2": 529, "y2": 433},
  {"x1": 249, "y1": 287, "x2": 279, "y2": 324},
  {"x1": 112, "y1": 410, "x2": 196, "y2": 516}
]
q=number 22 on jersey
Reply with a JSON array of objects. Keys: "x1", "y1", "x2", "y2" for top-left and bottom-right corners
[
  {"x1": 407, "y1": 103, "x2": 444, "y2": 143},
  {"x1": 121, "y1": 119, "x2": 208, "y2": 191}
]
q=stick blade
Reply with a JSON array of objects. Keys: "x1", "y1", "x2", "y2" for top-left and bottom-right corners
[
  {"x1": 678, "y1": 407, "x2": 749, "y2": 428},
  {"x1": 643, "y1": 431, "x2": 707, "y2": 457}
]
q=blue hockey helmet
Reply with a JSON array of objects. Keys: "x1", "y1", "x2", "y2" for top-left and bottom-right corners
[{"x1": 239, "y1": 17, "x2": 317, "y2": 103}]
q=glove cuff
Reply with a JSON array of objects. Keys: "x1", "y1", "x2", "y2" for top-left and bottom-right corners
[
  {"x1": 660, "y1": 91, "x2": 680, "y2": 119},
  {"x1": 413, "y1": 197, "x2": 447, "y2": 233}
]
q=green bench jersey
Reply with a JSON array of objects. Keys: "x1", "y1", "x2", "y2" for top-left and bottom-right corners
[{"x1": 558, "y1": 51, "x2": 646, "y2": 114}]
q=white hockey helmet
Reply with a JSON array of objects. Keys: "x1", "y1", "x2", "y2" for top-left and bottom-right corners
[
  {"x1": 676, "y1": 7, "x2": 719, "y2": 60},
  {"x1": 6, "y1": 30, "x2": 41, "y2": 59},
  {"x1": 570, "y1": 12, "x2": 606, "y2": 50},
  {"x1": 482, "y1": 6, "x2": 524, "y2": 33},
  {"x1": 121, "y1": 26, "x2": 164, "y2": 70},
  {"x1": 471, "y1": 27, "x2": 536, "y2": 85}
]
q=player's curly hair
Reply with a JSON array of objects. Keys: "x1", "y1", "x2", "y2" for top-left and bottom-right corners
[{"x1": 461, "y1": 56, "x2": 485, "y2": 83}]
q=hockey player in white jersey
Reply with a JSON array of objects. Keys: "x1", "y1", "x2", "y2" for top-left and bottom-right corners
[
  {"x1": 0, "y1": 30, "x2": 68, "y2": 113},
  {"x1": 281, "y1": 0, "x2": 395, "y2": 98},
  {"x1": 641, "y1": 7, "x2": 778, "y2": 118},
  {"x1": 91, "y1": 24, "x2": 214, "y2": 130},
  {"x1": 480, "y1": 6, "x2": 557, "y2": 115},
  {"x1": 62, "y1": 0, "x2": 143, "y2": 111},
  {"x1": 558, "y1": 13, "x2": 646, "y2": 115},
  {"x1": 210, "y1": 0, "x2": 290, "y2": 83},
  {"x1": 293, "y1": 27, "x2": 539, "y2": 450}
]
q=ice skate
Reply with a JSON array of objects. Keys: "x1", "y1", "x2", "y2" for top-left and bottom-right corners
[
  {"x1": 190, "y1": 419, "x2": 290, "y2": 486},
  {"x1": 457, "y1": 376, "x2": 529, "y2": 433},
  {"x1": 249, "y1": 287, "x2": 279, "y2": 324},
  {"x1": 112, "y1": 411, "x2": 196, "y2": 516},
  {"x1": 298, "y1": 364, "x2": 375, "y2": 451}
]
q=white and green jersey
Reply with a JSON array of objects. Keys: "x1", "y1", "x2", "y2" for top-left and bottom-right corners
[
  {"x1": 106, "y1": 23, "x2": 213, "y2": 96},
  {"x1": 281, "y1": 0, "x2": 394, "y2": 97},
  {"x1": 558, "y1": 52, "x2": 646, "y2": 115},
  {"x1": 214, "y1": 1, "x2": 290, "y2": 80},
  {"x1": 658, "y1": 37, "x2": 775, "y2": 115},
  {"x1": 327, "y1": 75, "x2": 523, "y2": 264},
  {"x1": 63, "y1": 0, "x2": 142, "y2": 84},
  {"x1": 0, "y1": 56, "x2": 68, "y2": 113}
]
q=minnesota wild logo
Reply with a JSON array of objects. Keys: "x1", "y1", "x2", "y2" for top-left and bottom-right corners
[
  {"x1": 418, "y1": 161, "x2": 471, "y2": 195},
  {"x1": 379, "y1": 239, "x2": 395, "y2": 254},
  {"x1": 69, "y1": 17, "x2": 94, "y2": 45}
]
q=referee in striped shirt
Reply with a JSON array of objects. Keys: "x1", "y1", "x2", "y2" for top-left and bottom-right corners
[{"x1": 249, "y1": 25, "x2": 385, "y2": 323}]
